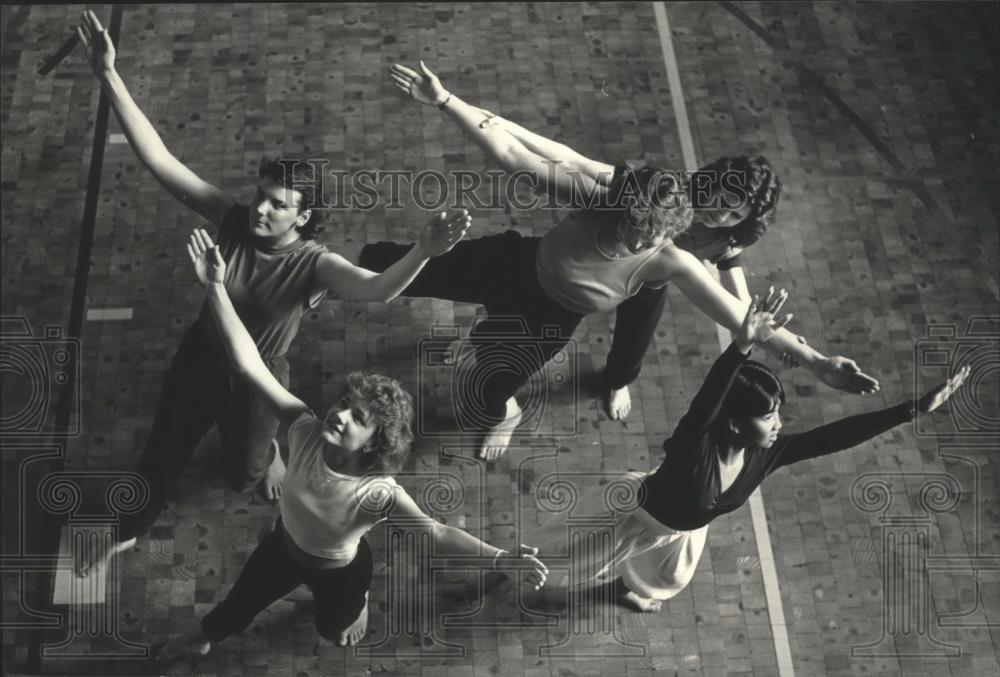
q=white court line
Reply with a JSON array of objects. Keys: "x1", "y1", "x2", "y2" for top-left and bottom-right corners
[
  {"x1": 86, "y1": 307, "x2": 133, "y2": 321},
  {"x1": 652, "y1": 3, "x2": 795, "y2": 676}
]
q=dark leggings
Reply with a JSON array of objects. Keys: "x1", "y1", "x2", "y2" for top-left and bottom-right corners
[
  {"x1": 604, "y1": 285, "x2": 667, "y2": 389},
  {"x1": 201, "y1": 524, "x2": 372, "y2": 642},
  {"x1": 118, "y1": 322, "x2": 287, "y2": 542},
  {"x1": 361, "y1": 231, "x2": 584, "y2": 426}
]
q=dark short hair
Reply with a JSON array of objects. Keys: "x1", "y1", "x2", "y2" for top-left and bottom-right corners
[
  {"x1": 608, "y1": 165, "x2": 694, "y2": 243},
  {"x1": 345, "y1": 372, "x2": 415, "y2": 475},
  {"x1": 257, "y1": 155, "x2": 325, "y2": 239},
  {"x1": 715, "y1": 359, "x2": 785, "y2": 435},
  {"x1": 688, "y1": 154, "x2": 781, "y2": 248}
]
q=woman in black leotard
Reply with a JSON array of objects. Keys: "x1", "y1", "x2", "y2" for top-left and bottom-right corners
[{"x1": 525, "y1": 289, "x2": 969, "y2": 611}]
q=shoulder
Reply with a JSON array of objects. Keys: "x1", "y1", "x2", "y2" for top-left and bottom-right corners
[
  {"x1": 357, "y1": 475, "x2": 403, "y2": 515},
  {"x1": 288, "y1": 411, "x2": 321, "y2": 447},
  {"x1": 652, "y1": 243, "x2": 703, "y2": 276}
]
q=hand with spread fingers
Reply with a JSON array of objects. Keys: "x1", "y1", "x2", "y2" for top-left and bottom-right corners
[
  {"x1": 734, "y1": 286, "x2": 793, "y2": 353},
  {"x1": 390, "y1": 61, "x2": 450, "y2": 107},
  {"x1": 417, "y1": 209, "x2": 472, "y2": 258},
  {"x1": 76, "y1": 10, "x2": 116, "y2": 78},
  {"x1": 187, "y1": 229, "x2": 226, "y2": 287}
]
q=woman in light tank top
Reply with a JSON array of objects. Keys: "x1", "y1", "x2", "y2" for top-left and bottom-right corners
[
  {"x1": 362, "y1": 61, "x2": 880, "y2": 462},
  {"x1": 74, "y1": 12, "x2": 472, "y2": 579},
  {"x1": 157, "y1": 230, "x2": 549, "y2": 659}
]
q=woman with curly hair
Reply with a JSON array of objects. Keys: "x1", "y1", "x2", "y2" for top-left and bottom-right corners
[
  {"x1": 525, "y1": 289, "x2": 968, "y2": 612},
  {"x1": 73, "y1": 13, "x2": 471, "y2": 577},
  {"x1": 366, "y1": 62, "x2": 878, "y2": 461},
  {"x1": 158, "y1": 230, "x2": 549, "y2": 657},
  {"x1": 417, "y1": 97, "x2": 788, "y2": 420}
]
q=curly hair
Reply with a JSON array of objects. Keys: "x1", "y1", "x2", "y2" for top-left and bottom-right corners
[
  {"x1": 713, "y1": 359, "x2": 785, "y2": 440},
  {"x1": 257, "y1": 155, "x2": 326, "y2": 239},
  {"x1": 344, "y1": 372, "x2": 415, "y2": 475},
  {"x1": 688, "y1": 154, "x2": 781, "y2": 248},
  {"x1": 608, "y1": 165, "x2": 694, "y2": 245}
]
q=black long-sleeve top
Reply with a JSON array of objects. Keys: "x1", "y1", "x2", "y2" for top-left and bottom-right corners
[{"x1": 640, "y1": 343, "x2": 913, "y2": 531}]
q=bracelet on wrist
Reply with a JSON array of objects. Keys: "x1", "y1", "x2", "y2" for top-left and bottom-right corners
[
  {"x1": 436, "y1": 93, "x2": 452, "y2": 110},
  {"x1": 492, "y1": 549, "x2": 508, "y2": 570}
]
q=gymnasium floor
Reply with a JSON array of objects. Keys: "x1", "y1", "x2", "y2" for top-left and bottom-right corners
[{"x1": 1, "y1": 3, "x2": 998, "y2": 676}]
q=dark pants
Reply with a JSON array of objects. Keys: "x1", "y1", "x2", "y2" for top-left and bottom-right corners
[
  {"x1": 118, "y1": 322, "x2": 288, "y2": 542},
  {"x1": 604, "y1": 285, "x2": 667, "y2": 389},
  {"x1": 200, "y1": 524, "x2": 373, "y2": 642},
  {"x1": 361, "y1": 231, "x2": 584, "y2": 426}
]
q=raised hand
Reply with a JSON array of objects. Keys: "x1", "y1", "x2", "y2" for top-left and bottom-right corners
[
  {"x1": 917, "y1": 365, "x2": 971, "y2": 413},
  {"x1": 389, "y1": 61, "x2": 450, "y2": 107},
  {"x1": 417, "y1": 209, "x2": 471, "y2": 257},
  {"x1": 186, "y1": 228, "x2": 226, "y2": 287},
  {"x1": 499, "y1": 544, "x2": 549, "y2": 591},
  {"x1": 76, "y1": 10, "x2": 116, "y2": 78},
  {"x1": 735, "y1": 287, "x2": 793, "y2": 352},
  {"x1": 816, "y1": 356, "x2": 881, "y2": 395}
]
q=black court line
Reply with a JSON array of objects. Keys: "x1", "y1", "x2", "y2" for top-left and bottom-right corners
[
  {"x1": 717, "y1": 0, "x2": 946, "y2": 220},
  {"x1": 27, "y1": 5, "x2": 125, "y2": 673}
]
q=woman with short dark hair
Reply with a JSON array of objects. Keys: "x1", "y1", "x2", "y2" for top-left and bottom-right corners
[{"x1": 74, "y1": 12, "x2": 470, "y2": 576}]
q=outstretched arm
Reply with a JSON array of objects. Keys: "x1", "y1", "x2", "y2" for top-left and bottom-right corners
[
  {"x1": 314, "y1": 210, "x2": 470, "y2": 302},
  {"x1": 390, "y1": 62, "x2": 601, "y2": 205},
  {"x1": 77, "y1": 11, "x2": 234, "y2": 224},
  {"x1": 188, "y1": 230, "x2": 309, "y2": 424},
  {"x1": 386, "y1": 486, "x2": 548, "y2": 589},
  {"x1": 665, "y1": 248, "x2": 880, "y2": 394},
  {"x1": 774, "y1": 366, "x2": 970, "y2": 468},
  {"x1": 478, "y1": 111, "x2": 616, "y2": 185}
]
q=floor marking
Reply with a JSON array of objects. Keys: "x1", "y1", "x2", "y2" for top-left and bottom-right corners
[
  {"x1": 108, "y1": 133, "x2": 128, "y2": 145},
  {"x1": 85, "y1": 307, "x2": 133, "y2": 322},
  {"x1": 652, "y1": 3, "x2": 795, "y2": 675}
]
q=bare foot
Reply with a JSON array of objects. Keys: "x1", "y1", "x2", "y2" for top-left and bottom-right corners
[
  {"x1": 338, "y1": 594, "x2": 369, "y2": 646},
  {"x1": 618, "y1": 589, "x2": 662, "y2": 613},
  {"x1": 157, "y1": 631, "x2": 211, "y2": 661},
  {"x1": 478, "y1": 398, "x2": 522, "y2": 461},
  {"x1": 74, "y1": 536, "x2": 136, "y2": 578},
  {"x1": 604, "y1": 385, "x2": 632, "y2": 420},
  {"x1": 260, "y1": 439, "x2": 285, "y2": 501}
]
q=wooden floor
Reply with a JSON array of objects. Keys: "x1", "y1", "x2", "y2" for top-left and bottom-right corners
[{"x1": 1, "y1": 3, "x2": 998, "y2": 676}]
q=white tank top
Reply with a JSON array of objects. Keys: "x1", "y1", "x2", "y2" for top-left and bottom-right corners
[
  {"x1": 535, "y1": 210, "x2": 667, "y2": 314},
  {"x1": 279, "y1": 413, "x2": 400, "y2": 564}
]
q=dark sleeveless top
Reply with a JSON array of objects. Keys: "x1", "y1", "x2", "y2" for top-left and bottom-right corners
[{"x1": 197, "y1": 205, "x2": 328, "y2": 358}]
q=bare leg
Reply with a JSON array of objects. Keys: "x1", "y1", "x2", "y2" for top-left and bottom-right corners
[
  {"x1": 478, "y1": 398, "x2": 523, "y2": 461},
  {"x1": 260, "y1": 439, "x2": 285, "y2": 501}
]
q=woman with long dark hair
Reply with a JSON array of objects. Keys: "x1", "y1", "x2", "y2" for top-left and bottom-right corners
[{"x1": 525, "y1": 289, "x2": 968, "y2": 611}]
